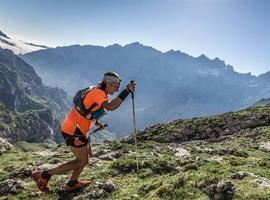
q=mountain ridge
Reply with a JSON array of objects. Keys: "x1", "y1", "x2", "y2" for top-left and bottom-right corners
[
  {"x1": 22, "y1": 42, "x2": 270, "y2": 137},
  {"x1": 0, "y1": 48, "x2": 69, "y2": 143}
]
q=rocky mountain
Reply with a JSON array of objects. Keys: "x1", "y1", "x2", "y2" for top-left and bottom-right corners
[
  {"x1": 0, "y1": 30, "x2": 48, "y2": 54},
  {"x1": 0, "y1": 104, "x2": 269, "y2": 199},
  {"x1": 258, "y1": 71, "x2": 270, "y2": 85},
  {"x1": 22, "y1": 43, "x2": 270, "y2": 137},
  {"x1": 0, "y1": 48, "x2": 69, "y2": 143},
  {"x1": 252, "y1": 98, "x2": 270, "y2": 107}
]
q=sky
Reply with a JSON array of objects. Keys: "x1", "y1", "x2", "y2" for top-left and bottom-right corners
[{"x1": 0, "y1": 0, "x2": 269, "y2": 76}]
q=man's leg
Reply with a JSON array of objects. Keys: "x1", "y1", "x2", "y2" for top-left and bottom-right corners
[
  {"x1": 69, "y1": 144, "x2": 89, "y2": 180},
  {"x1": 48, "y1": 145, "x2": 89, "y2": 176}
]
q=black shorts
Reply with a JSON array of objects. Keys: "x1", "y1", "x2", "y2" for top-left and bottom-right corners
[{"x1": 62, "y1": 127, "x2": 89, "y2": 148}]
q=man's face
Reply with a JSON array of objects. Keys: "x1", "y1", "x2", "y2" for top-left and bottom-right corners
[{"x1": 106, "y1": 80, "x2": 121, "y2": 95}]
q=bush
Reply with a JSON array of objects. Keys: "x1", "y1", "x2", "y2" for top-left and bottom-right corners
[
  {"x1": 183, "y1": 163, "x2": 199, "y2": 171},
  {"x1": 110, "y1": 157, "x2": 138, "y2": 173},
  {"x1": 138, "y1": 168, "x2": 153, "y2": 179},
  {"x1": 173, "y1": 174, "x2": 188, "y2": 189},
  {"x1": 227, "y1": 156, "x2": 247, "y2": 166},
  {"x1": 150, "y1": 156, "x2": 178, "y2": 174},
  {"x1": 139, "y1": 180, "x2": 162, "y2": 195}
]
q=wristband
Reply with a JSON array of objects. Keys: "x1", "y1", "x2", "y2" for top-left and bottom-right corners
[{"x1": 118, "y1": 89, "x2": 130, "y2": 101}]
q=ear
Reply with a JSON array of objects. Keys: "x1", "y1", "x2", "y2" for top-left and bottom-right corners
[{"x1": 100, "y1": 81, "x2": 107, "y2": 90}]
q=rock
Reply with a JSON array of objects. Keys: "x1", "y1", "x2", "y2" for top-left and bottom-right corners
[
  {"x1": 207, "y1": 157, "x2": 223, "y2": 164},
  {"x1": 193, "y1": 146, "x2": 248, "y2": 157},
  {"x1": 10, "y1": 166, "x2": 35, "y2": 179},
  {"x1": 167, "y1": 144, "x2": 191, "y2": 157},
  {"x1": 259, "y1": 141, "x2": 270, "y2": 152},
  {"x1": 37, "y1": 164, "x2": 58, "y2": 170},
  {"x1": 216, "y1": 181, "x2": 234, "y2": 193},
  {"x1": 103, "y1": 179, "x2": 118, "y2": 192},
  {"x1": 174, "y1": 148, "x2": 191, "y2": 157},
  {"x1": 49, "y1": 158, "x2": 62, "y2": 164},
  {"x1": 0, "y1": 137, "x2": 13, "y2": 153},
  {"x1": 205, "y1": 128, "x2": 213, "y2": 135},
  {"x1": 93, "y1": 148, "x2": 111, "y2": 157},
  {"x1": 3, "y1": 164, "x2": 16, "y2": 172},
  {"x1": 97, "y1": 150, "x2": 124, "y2": 161},
  {"x1": 77, "y1": 179, "x2": 118, "y2": 199},
  {"x1": 231, "y1": 171, "x2": 249, "y2": 180},
  {"x1": 99, "y1": 154, "x2": 115, "y2": 161},
  {"x1": 131, "y1": 194, "x2": 139, "y2": 199},
  {"x1": 34, "y1": 150, "x2": 56, "y2": 156},
  {"x1": 89, "y1": 188, "x2": 105, "y2": 198},
  {"x1": 254, "y1": 177, "x2": 270, "y2": 188},
  {"x1": 203, "y1": 180, "x2": 236, "y2": 200},
  {"x1": 0, "y1": 179, "x2": 27, "y2": 195}
]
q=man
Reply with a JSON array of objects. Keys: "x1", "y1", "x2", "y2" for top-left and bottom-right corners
[{"x1": 32, "y1": 71, "x2": 136, "y2": 192}]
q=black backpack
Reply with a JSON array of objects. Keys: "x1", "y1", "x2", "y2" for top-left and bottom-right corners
[{"x1": 73, "y1": 86, "x2": 96, "y2": 118}]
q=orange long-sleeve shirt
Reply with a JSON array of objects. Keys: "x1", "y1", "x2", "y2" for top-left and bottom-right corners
[{"x1": 61, "y1": 88, "x2": 109, "y2": 135}]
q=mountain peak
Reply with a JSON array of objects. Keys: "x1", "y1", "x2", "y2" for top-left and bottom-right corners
[
  {"x1": 198, "y1": 54, "x2": 209, "y2": 60},
  {"x1": 124, "y1": 42, "x2": 143, "y2": 48},
  {"x1": 0, "y1": 31, "x2": 10, "y2": 39},
  {"x1": 123, "y1": 42, "x2": 162, "y2": 55},
  {"x1": 166, "y1": 49, "x2": 182, "y2": 54},
  {"x1": 105, "y1": 43, "x2": 122, "y2": 49}
]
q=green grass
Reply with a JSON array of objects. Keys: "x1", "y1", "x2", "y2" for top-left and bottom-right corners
[
  {"x1": 1, "y1": 105, "x2": 270, "y2": 199},
  {"x1": 14, "y1": 141, "x2": 46, "y2": 152},
  {"x1": 1, "y1": 136, "x2": 270, "y2": 199}
]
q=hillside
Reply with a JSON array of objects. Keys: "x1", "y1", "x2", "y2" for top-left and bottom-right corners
[
  {"x1": 0, "y1": 105, "x2": 270, "y2": 199},
  {"x1": 252, "y1": 98, "x2": 270, "y2": 107},
  {"x1": 0, "y1": 48, "x2": 69, "y2": 143}
]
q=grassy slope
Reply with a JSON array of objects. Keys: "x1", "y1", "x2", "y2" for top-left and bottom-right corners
[{"x1": 0, "y1": 107, "x2": 270, "y2": 199}]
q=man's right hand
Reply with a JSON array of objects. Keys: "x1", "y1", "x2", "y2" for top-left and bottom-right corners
[{"x1": 127, "y1": 81, "x2": 136, "y2": 93}]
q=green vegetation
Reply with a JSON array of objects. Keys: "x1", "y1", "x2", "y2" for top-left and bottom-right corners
[
  {"x1": 14, "y1": 141, "x2": 46, "y2": 152},
  {"x1": 0, "y1": 106, "x2": 270, "y2": 199}
]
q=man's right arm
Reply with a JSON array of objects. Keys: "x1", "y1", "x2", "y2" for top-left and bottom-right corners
[
  {"x1": 102, "y1": 82, "x2": 136, "y2": 111},
  {"x1": 102, "y1": 97, "x2": 124, "y2": 111}
]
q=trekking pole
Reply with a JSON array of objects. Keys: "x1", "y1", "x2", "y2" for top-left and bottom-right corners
[
  {"x1": 92, "y1": 124, "x2": 108, "y2": 134},
  {"x1": 130, "y1": 80, "x2": 139, "y2": 173}
]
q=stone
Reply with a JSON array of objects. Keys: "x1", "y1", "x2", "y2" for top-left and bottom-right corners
[
  {"x1": 103, "y1": 179, "x2": 118, "y2": 192},
  {"x1": 10, "y1": 166, "x2": 35, "y2": 179},
  {"x1": 204, "y1": 180, "x2": 236, "y2": 200},
  {"x1": 259, "y1": 141, "x2": 270, "y2": 152},
  {"x1": 77, "y1": 179, "x2": 118, "y2": 199},
  {"x1": 0, "y1": 179, "x2": 27, "y2": 195},
  {"x1": 174, "y1": 148, "x2": 191, "y2": 157},
  {"x1": 231, "y1": 171, "x2": 249, "y2": 180},
  {"x1": 37, "y1": 164, "x2": 58, "y2": 170},
  {"x1": 254, "y1": 177, "x2": 270, "y2": 188},
  {"x1": 0, "y1": 137, "x2": 13, "y2": 153}
]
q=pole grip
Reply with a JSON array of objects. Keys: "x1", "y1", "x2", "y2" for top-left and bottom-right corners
[
  {"x1": 93, "y1": 123, "x2": 108, "y2": 133},
  {"x1": 130, "y1": 80, "x2": 135, "y2": 99}
]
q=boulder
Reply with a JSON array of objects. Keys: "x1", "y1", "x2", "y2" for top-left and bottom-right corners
[
  {"x1": 203, "y1": 180, "x2": 236, "y2": 200},
  {"x1": 0, "y1": 179, "x2": 27, "y2": 195},
  {"x1": 174, "y1": 148, "x2": 191, "y2": 157},
  {"x1": 259, "y1": 141, "x2": 270, "y2": 152},
  {"x1": 0, "y1": 137, "x2": 13, "y2": 153},
  {"x1": 254, "y1": 177, "x2": 270, "y2": 188},
  {"x1": 231, "y1": 171, "x2": 249, "y2": 180},
  {"x1": 76, "y1": 179, "x2": 118, "y2": 199}
]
